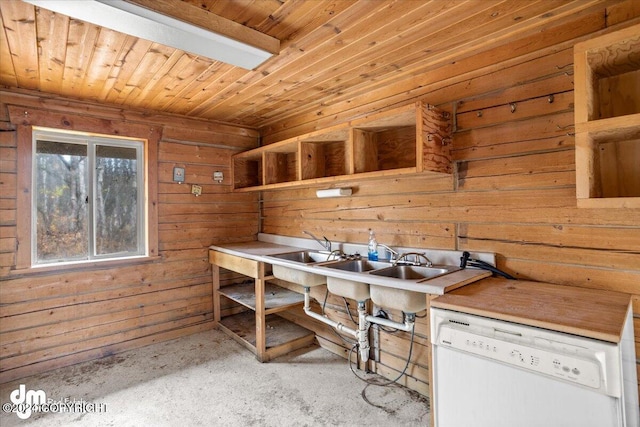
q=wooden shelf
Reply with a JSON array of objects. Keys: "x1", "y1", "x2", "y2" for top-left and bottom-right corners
[
  {"x1": 232, "y1": 166, "x2": 419, "y2": 192},
  {"x1": 232, "y1": 101, "x2": 452, "y2": 191},
  {"x1": 300, "y1": 139, "x2": 349, "y2": 180},
  {"x1": 210, "y1": 249, "x2": 314, "y2": 362},
  {"x1": 574, "y1": 24, "x2": 640, "y2": 208},
  {"x1": 219, "y1": 282, "x2": 306, "y2": 315},
  {"x1": 232, "y1": 151, "x2": 263, "y2": 189},
  {"x1": 219, "y1": 311, "x2": 315, "y2": 360}
]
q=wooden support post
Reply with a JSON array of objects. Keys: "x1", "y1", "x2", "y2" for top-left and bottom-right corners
[
  {"x1": 255, "y1": 262, "x2": 267, "y2": 362},
  {"x1": 212, "y1": 264, "x2": 221, "y2": 324}
]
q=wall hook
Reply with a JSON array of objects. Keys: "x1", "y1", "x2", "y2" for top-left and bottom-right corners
[
  {"x1": 548, "y1": 94, "x2": 554, "y2": 103},
  {"x1": 476, "y1": 111, "x2": 483, "y2": 117},
  {"x1": 556, "y1": 123, "x2": 575, "y2": 136},
  {"x1": 555, "y1": 63, "x2": 572, "y2": 70},
  {"x1": 510, "y1": 103, "x2": 517, "y2": 113}
]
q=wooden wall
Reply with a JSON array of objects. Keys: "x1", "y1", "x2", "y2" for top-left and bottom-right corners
[
  {"x1": 260, "y1": 5, "x2": 640, "y2": 396},
  {"x1": 0, "y1": 90, "x2": 259, "y2": 383},
  {"x1": 0, "y1": 1, "x2": 637, "y2": 401}
]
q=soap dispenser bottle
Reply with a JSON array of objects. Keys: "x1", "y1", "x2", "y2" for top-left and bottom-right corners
[{"x1": 368, "y1": 230, "x2": 378, "y2": 261}]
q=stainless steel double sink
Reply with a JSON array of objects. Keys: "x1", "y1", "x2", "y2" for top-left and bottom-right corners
[{"x1": 267, "y1": 250, "x2": 459, "y2": 313}]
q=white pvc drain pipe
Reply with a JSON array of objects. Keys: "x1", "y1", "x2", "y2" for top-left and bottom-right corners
[{"x1": 302, "y1": 287, "x2": 415, "y2": 362}]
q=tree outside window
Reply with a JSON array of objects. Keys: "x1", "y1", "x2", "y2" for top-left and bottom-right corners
[{"x1": 33, "y1": 129, "x2": 145, "y2": 265}]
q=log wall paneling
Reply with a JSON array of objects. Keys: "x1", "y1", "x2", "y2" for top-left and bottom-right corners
[
  {"x1": 0, "y1": 91, "x2": 260, "y2": 383},
  {"x1": 0, "y1": 0, "x2": 638, "y2": 407},
  {"x1": 260, "y1": 11, "x2": 640, "y2": 397}
]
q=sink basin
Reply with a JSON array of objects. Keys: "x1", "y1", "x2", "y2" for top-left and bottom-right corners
[
  {"x1": 269, "y1": 250, "x2": 334, "y2": 287},
  {"x1": 321, "y1": 259, "x2": 392, "y2": 273},
  {"x1": 369, "y1": 265, "x2": 457, "y2": 280},
  {"x1": 320, "y1": 259, "x2": 393, "y2": 301},
  {"x1": 369, "y1": 265, "x2": 460, "y2": 313},
  {"x1": 370, "y1": 286, "x2": 427, "y2": 313},
  {"x1": 269, "y1": 250, "x2": 334, "y2": 264}
]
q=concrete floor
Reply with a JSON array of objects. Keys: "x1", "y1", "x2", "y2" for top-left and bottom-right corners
[{"x1": 0, "y1": 328, "x2": 430, "y2": 426}]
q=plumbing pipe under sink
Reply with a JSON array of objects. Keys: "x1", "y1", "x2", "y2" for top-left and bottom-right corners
[{"x1": 302, "y1": 286, "x2": 415, "y2": 362}]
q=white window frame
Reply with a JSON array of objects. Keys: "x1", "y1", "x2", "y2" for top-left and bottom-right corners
[{"x1": 31, "y1": 127, "x2": 147, "y2": 267}]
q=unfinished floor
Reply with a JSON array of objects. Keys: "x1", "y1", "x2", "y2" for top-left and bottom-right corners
[{"x1": 0, "y1": 328, "x2": 429, "y2": 426}]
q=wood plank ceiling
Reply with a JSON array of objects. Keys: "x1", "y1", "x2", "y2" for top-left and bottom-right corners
[{"x1": 0, "y1": 0, "x2": 620, "y2": 131}]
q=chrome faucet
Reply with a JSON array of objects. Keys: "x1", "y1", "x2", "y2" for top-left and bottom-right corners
[
  {"x1": 377, "y1": 243, "x2": 399, "y2": 262},
  {"x1": 327, "y1": 248, "x2": 346, "y2": 261},
  {"x1": 395, "y1": 252, "x2": 433, "y2": 267},
  {"x1": 303, "y1": 230, "x2": 332, "y2": 251}
]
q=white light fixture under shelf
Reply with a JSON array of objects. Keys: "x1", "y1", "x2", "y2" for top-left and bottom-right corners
[
  {"x1": 316, "y1": 188, "x2": 352, "y2": 198},
  {"x1": 23, "y1": 0, "x2": 279, "y2": 70}
]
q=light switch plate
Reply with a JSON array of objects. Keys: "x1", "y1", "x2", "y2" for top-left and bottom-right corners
[{"x1": 173, "y1": 167, "x2": 185, "y2": 183}]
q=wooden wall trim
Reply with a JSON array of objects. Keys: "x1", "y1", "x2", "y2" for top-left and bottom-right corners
[
  {"x1": 0, "y1": 89, "x2": 260, "y2": 143},
  {"x1": 147, "y1": 127, "x2": 160, "y2": 259},
  {"x1": 14, "y1": 124, "x2": 31, "y2": 270},
  {"x1": 7, "y1": 105, "x2": 160, "y2": 139}
]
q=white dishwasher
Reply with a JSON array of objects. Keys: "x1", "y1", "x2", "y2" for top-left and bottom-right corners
[{"x1": 430, "y1": 281, "x2": 639, "y2": 427}]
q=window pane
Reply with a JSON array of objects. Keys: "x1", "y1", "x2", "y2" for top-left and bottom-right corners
[
  {"x1": 35, "y1": 140, "x2": 88, "y2": 262},
  {"x1": 95, "y1": 145, "x2": 139, "y2": 256}
]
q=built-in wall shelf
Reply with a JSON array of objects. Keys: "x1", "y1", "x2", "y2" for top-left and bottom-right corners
[
  {"x1": 574, "y1": 24, "x2": 640, "y2": 208},
  {"x1": 232, "y1": 101, "x2": 452, "y2": 191}
]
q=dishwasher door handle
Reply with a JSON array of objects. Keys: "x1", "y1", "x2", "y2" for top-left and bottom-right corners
[{"x1": 494, "y1": 327, "x2": 522, "y2": 337}]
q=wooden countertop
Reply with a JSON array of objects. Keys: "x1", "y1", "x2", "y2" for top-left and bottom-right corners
[
  {"x1": 430, "y1": 278, "x2": 632, "y2": 343},
  {"x1": 210, "y1": 241, "x2": 300, "y2": 259}
]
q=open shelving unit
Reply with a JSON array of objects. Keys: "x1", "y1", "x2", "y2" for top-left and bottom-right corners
[
  {"x1": 574, "y1": 24, "x2": 640, "y2": 208},
  {"x1": 210, "y1": 250, "x2": 315, "y2": 362},
  {"x1": 232, "y1": 101, "x2": 452, "y2": 191}
]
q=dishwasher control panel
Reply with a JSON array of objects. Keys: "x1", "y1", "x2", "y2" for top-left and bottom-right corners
[{"x1": 437, "y1": 325, "x2": 602, "y2": 389}]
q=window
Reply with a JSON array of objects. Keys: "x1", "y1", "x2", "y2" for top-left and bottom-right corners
[{"x1": 32, "y1": 128, "x2": 146, "y2": 266}]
